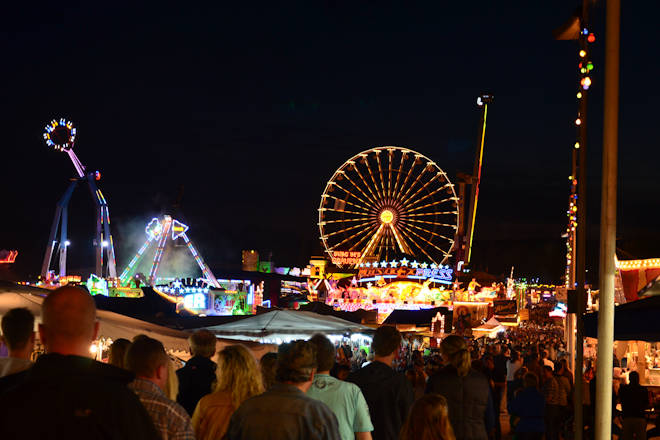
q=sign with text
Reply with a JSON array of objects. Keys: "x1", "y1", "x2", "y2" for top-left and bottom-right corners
[
  {"x1": 493, "y1": 299, "x2": 517, "y2": 316},
  {"x1": 358, "y1": 266, "x2": 453, "y2": 282},
  {"x1": 331, "y1": 251, "x2": 362, "y2": 265}
]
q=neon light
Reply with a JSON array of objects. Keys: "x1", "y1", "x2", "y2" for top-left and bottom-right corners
[
  {"x1": 0, "y1": 250, "x2": 18, "y2": 264},
  {"x1": 43, "y1": 118, "x2": 76, "y2": 151},
  {"x1": 467, "y1": 103, "x2": 488, "y2": 264}
]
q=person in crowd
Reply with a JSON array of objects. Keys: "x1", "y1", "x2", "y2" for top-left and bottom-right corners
[
  {"x1": 0, "y1": 286, "x2": 160, "y2": 439},
  {"x1": 405, "y1": 350, "x2": 427, "y2": 401},
  {"x1": 176, "y1": 329, "x2": 217, "y2": 415},
  {"x1": 347, "y1": 326, "x2": 414, "y2": 440},
  {"x1": 165, "y1": 358, "x2": 180, "y2": 401},
  {"x1": 259, "y1": 351, "x2": 278, "y2": 390},
  {"x1": 0, "y1": 307, "x2": 34, "y2": 377},
  {"x1": 108, "y1": 337, "x2": 131, "y2": 368},
  {"x1": 541, "y1": 350, "x2": 554, "y2": 369},
  {"x1": 618, "y1": 371, "x2": 649, "y2": 440},
  {"x1": 226, "y1": 340, "x2": 341, "y2": 440},
  {"x1": 425, "y1": 334, "x2": 495, "y2": 440},
  {"x1": 192, "y1": 345, "x2": 264, "y2": 440},
  {"x1": 506, "y1": 350, "x2": 523, "y2": 403},
  {"x1": 307, "y1": 334, "x2": 373, "y2": 440},
  {"x1": 541, "y1": 365, "x2": 561, "y2": 440},
  {"x1": 399, "y1": 393, "x2": 456, "y2": 440},
  {"x1": 126, "y1": 335, "x2": 195, "y2": 440},
  {"x1": 508, "y1": 372, "x2": 545, "y2": 440}
]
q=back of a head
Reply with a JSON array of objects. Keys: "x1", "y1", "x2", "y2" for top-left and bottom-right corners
[
  {"x1": 523, "y1": 372, "x2": 539, "y2": 389},
  {"x1": 309, "y1": 334, "x2": 336, "y2": 372},
  {"x1": 108, "y1": 338, "x2": 131, "y2": 368},
  {"x1": 125, "y1": 335, "x2": 168, "y2": 379},
  {"x1": 629, "y1": 371, "x2": 640, "y2": 386},
  {"x1": 372, "y1": 325, "x2": 401, "y2": 357},
  {"x1": 189, "y1": 329, "x2": 217, "y2": 358},
  {"x1": 276, "y1": 340, "x2": 317, "y2": 384},
  {"x1": 41, "y1": 286, "x2": 97, "y2": 354},
  {"x1": 216, "y1": 345, "x2": 264, "y2": 407},
  {"x1": 440, "y1": 335, "x2": 471, "y2": 377},
  {"x1": 1, "y1": 307, "x2": 34, "y2": 351},
  {"x1": 400, "y1": 394, "x2": 456, "y2": 440},
  {"x1": 260, "y1": 352, "x2": 278, "y2": 390}
]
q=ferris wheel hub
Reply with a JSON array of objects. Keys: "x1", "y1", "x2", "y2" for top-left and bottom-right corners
[{"x1": 380, "y1": 209, "x2": 395, "y2": 225}]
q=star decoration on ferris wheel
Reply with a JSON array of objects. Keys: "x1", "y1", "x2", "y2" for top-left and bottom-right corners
[
  {"x1": 411, "y1": 260, "x2": 419, "y2": 268},
  {"x1": 389, "y1": 260, "x2": 398, "y2": 268},
  {"x1": 421, "y1": 262, "x2": 429, "y2": 269},
  {"x1": 400, "y1": 258, "x2": 409, "y2": 267},
  {"x1": 364, "y1": 262, "x2": 371, "y2": 267},
  {"x1": 430, "y1": 263, "x2": 438, "y2": 269},
  {"x1": 379, "y1": 261, "x2": 388, "y2": 268}
]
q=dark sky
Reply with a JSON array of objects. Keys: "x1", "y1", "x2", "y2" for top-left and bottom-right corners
[{"x1": 2, "y1": 2, "x2": 659, "y2": 283}]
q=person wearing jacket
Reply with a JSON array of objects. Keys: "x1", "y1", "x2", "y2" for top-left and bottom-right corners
[
  {"x1": 508, "y1": 372, "x2": 545, "y2": 440},
  {"x1": 425, "y1": 335, "x2": 495, "y2": 440}
]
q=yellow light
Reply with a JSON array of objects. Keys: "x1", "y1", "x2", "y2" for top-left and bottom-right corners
[
  {"x1": 579, "y1": 50, "x2": 586, "y2": 58},
  {"x1": 577, "y1": 92, "x2": 582, "y2": 99},
  {"x1": 380, "y1": 209, "x2": 394, "y2": 224},
  {"x1": 574, "y1": 142, "x2": 580, "y2": 149},
  {"x1": 575, "y1": 118, "x2": 582, "y2": 126}
]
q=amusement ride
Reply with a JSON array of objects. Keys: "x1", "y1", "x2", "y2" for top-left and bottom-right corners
[
  {"x1": 319, "y1": 146, "x2": 459, "y2": 268},
  {"x1": 41, "y1": 118, "x2": 118, "y2": 281}
]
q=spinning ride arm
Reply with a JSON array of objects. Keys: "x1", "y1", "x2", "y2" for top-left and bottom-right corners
[
  {"x1": 119, "y1": 236, "x2": 155, "y2": 285},
  {"x1": 148, "y1": 217, "x2": 172, "y2": 286},
  {"x1": 41, "y1": 181, "x2": 78, "y2": 279},
  {"x1": 180, "y1": 233, "x2": 220, "y2": 288}
]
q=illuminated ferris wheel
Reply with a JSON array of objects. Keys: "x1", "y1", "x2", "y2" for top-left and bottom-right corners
[{"x1": 319, "y1": 146, "x2": 459, "y2": 267}]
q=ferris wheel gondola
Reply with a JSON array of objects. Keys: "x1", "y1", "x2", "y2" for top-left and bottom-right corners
[{"x1": 319, "y1": 146, "x2": 459, "y2": 268}]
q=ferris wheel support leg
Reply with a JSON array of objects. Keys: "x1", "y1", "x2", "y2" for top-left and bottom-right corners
[
  {"x1": 148, "y1": 217, "x2": 172, "y2": 286},
  {"x1": 181, "y1": 233, "x2": 219, "y2": 288},
  {"x1": 41, "y1": 180, "x2": 78, "y2": 279},
  {"x1": 59, "y1": 206, "x2": 68, "y2": 278}
]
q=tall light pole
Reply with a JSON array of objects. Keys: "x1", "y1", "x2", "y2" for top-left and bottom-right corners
[{"x1": 594, "y1": 0, "x2": 620, "y2": 438}]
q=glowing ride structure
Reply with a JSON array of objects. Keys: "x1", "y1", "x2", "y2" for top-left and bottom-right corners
[
  {"x1": 118, "y1": 215, "x2": 219, "y2": 288},
  {"x1": 319, "y1": 146, "x2": 459, "y2": 268},
  {"x1": 41, "y1": 119, "x2": 118, "y2": 280}
]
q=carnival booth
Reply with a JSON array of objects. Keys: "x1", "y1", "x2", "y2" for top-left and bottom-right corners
[
  {"x1": 472, "y1": 317, "x2": 506, "y2": 339},
  {"x1": 202, "y1": 309, "x2": 373, "y2": 345}
]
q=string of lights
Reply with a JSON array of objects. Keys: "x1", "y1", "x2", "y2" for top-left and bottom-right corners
[{"x1": 565, "y1": 25, "x2": 596, "y2": 287}]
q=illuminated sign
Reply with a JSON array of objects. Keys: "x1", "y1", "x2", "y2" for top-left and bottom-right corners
[
  {"x1": 184, "y1": 293, "x2": 207, "y2": 309},
  {"x1": 358, "y1": 265, "x2": 453, "y2": 283},
  {"x1": 331, "y1": 251, "x2": 362, "y2": 265},
  {"x1": 0, "y1": 250, "x2": 18, "y2": 264}
]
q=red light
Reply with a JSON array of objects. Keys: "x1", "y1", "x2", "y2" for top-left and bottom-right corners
[{"x1": 587, "y1": 33, "x2": 595, "y2": 43}]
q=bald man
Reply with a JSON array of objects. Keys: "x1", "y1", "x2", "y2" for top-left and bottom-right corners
[{"x1": 0, "y1": 286, "x2": 160, "y2": 439}]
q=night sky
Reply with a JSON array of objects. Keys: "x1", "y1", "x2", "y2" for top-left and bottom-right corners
[{"x1": 2, "y1": 2, "x2": 659, "y2": 283}]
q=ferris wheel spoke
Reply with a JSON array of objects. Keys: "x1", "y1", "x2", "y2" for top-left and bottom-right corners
[
  {"x1": 395, "y1": 156, "x2": 419, "y2": 201},
  {"x1": 387, "y1": 149, "x2": 394, "y2": 199},
  {"x1": 391, "y1": 152, "x2": 407, "y2": 200},
  {"x1": 400, "y1": 220, "x2": 455, "y2": 243},
  {"x1": 396, "y1": 225, "x2": 439, "y2": 263},
  {"x1": 389, "y1": 224, "x2": 412, "y2": 255},
  {"x1": 402, "y1": 183, "x2": 453, "y2": 210},
  {"x1": 323, "y1": 220, "x2": 375, "y2": 238},
  {"x1": 349, "y1": 223, "x2": 381, "y2": 252},
  {"x1": 320, "y1": 216, "x2": 372, "y2": 224},
  {"x1": 364, "y1": 157, "x2": 385, "y2": 201},
  {"x1": 406, "y1": 197, "x2": 458, "y2": 214},
  {"x1": 399, "y1": 163, "x2": 430, "y2": 202},
  {"x1": 375, "y1": 151, "x2": 387, "y2": 201},
  {"x1": 328, "y1": 222, "x2": 379, "y2": 251},
  {"x1": 339, "y1": 170, "x2": 379, "y2": 209},
  {"x1": 352, "y1": 162, "x2": 382, "y2": 207},
  {"x1": 321, "y1": 207, "x2": 373, "y2": 217},
  {"x1": 399, "y1": 224, "x2": 451, "y2": 259},
  {"x1": 404, "y1": 217, "x2": 458, "y2": 228},
  {"x1": 331, "y1": 181, "x2": 375, "y2": 209},
  {"x1": 399, "y1": 173, "x2": 443, "y2": 210},
  {"x1": 357, "y1": 223, "x2": 385, "y2": 265},
  {"x1": 321, "y1": 194, "x2": 371, "y2": 213},
  {"x1": 406, "y1": 211, "x2": 458, "y2": 217}
]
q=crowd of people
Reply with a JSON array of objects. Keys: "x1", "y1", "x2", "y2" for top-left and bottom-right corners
[{"x1": 0, "y1": 285, "x2": 655, "y2": 439}]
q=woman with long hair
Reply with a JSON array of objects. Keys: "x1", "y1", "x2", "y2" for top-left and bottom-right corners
[
  {"x1": 400, "y1": 394, "x2": 456, "y2": 440},
  {"x1": 192, "y1": 345, "x2": 264, "y2": 440},
  {"x1": 425, "y1": 335, "x2": 495, "y2": 440}
]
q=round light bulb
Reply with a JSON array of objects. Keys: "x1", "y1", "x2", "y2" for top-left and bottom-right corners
[{"x1": 380, "y1": 210, "x2": 394, "y2": 224}]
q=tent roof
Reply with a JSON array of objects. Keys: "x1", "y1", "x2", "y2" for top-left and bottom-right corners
[
  {"x1": 486, "y1": 317, "x2": 502, "y2": 326},
  {"x1": 203, "y1": 310, "x2": 372, "y2": 340},
  {"x1": 0, "y1": 290, "x2": 191, "y2": 352},
  {"x1": 383, "y1": 307, "x2": 450, "y2": 326}
]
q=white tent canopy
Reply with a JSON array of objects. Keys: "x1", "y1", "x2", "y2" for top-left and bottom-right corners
[
  {"x1": 0, "y1": 291, "x2": 191, "y2": 353},
  {"x1": 473, "y1": 316, "x2": 506, "y2": 339},
  {"x1": 203, "y1": 310, "x2": 373, "y2": 343}
]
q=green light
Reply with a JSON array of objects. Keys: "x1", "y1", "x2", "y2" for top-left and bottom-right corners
[{"x1": 587, "y1": 62, "x2": 594, "y2": 71}]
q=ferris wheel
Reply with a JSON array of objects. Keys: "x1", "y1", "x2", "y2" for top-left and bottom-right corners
[{"x1": 319, "y1": 146, "x2": 459, "y2": 267}]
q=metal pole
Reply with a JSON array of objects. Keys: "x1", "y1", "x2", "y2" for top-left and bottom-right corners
[{"x1": 594, "y1": 0, "x2": 620, "y2": 438}]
